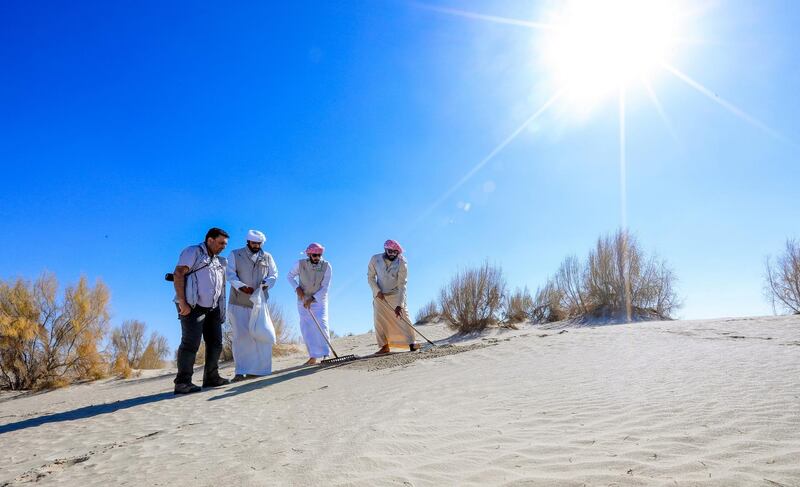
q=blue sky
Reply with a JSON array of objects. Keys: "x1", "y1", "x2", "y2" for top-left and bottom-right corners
[{"x1": 2, "y1": 1, "x2": 798, "y2": 350}]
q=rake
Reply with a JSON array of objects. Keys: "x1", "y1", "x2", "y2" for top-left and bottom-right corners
[
  {"x1": 376, "y1": 298, "x2": 437, "y2": 350},
  {"x1": 306, "y1": 306, "x2": 359, "y2": 366}
]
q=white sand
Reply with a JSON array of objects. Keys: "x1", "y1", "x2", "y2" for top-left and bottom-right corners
[{"x1": 1, "y1": 315, "x2": 799, "y2": 486}]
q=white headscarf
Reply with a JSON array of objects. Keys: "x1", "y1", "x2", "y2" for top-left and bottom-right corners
[{"x1": 247, "y1": 229, "x2": 266, "y2": 243}]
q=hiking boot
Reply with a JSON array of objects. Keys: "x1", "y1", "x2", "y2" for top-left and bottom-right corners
[
  {"x1": 202, "y1": 377, "x2": 230, "y2": 388},
  {"x1": 174, "y1": 383, "x2": 201, "y2": 395}
]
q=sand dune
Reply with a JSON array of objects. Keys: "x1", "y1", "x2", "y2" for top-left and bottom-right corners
[{"x1": 2, "y1": 315, "x2": 799, "y2": 486}]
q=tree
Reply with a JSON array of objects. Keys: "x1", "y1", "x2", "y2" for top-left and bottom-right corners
[
  {"x1": 138, "y1": 332, "x2": 170, "y2": 369},
  {"x1": 0, "y1": 273, "x2": 109, "y2": 390},
  {"x1": 109, "y1": 320, "x2": 146, "y2": 368},
  {"x1": 109, "y1": 320, "x2": 169, "y2": 371},
  {"x1": 764, "y1": 239, "x2": 800, "y2": 314}
]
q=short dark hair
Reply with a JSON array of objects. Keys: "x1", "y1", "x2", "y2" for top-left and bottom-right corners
[{"x1": 205, "y1": 227, "x2": 230, "y2": 241}]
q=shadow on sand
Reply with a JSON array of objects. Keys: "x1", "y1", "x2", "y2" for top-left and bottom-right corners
[
  {"x1": 206, "y1": 363, "x2": 336, "y2": 401},
  {"x1": 0, "y1": 364, "x2": 334, "y2": 435},
  {"x1": 0, "y1": 392, "x2": 175, "y2": 435}
]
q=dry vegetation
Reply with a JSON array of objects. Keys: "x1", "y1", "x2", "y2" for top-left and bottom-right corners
[
  {"x1": 533, "y1": 230, "x2": 680, "y2": 323},
  {"x1": 764, "y1": 239, "x2": 800, "y2": 315},
  {"x1": 414, "y1": 300, "x2": 440, "y2": 324},
  {"x1": 0, "y1": 273, "x2": 109, "y2": 390},
  {"x1": 109, "y1": 320, "x2": 170, "y2": 377},
  {"x1": 503, "y1": 287, "x2": 533, "y2": 324},
  {"x1": 0, "y1": 273, "x2": 173, "y2": 390},
  {"x1": 439, "y1": 262, "x2": 506, "y2": 333},
  {"x1": 270, "y1": 303, "x2": 300, "y2": 356},
  {"x1": 426, "y1": 230, "x2": 680, "y2": 332}
]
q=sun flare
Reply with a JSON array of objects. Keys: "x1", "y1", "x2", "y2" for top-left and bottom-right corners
[{"x1": 543, "y1": 0, "x2": 680, "y2": 105}]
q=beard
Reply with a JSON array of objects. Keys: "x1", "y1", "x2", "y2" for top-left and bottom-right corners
[
  {"x1": 247, "y1": 243, "x2": 261, "y2": 253},
  {"x1": 384, "y1": 252, "x2": 398, "y2": 261}
]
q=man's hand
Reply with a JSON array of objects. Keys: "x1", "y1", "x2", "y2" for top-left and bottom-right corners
[
  {"x1": 376, "y1": 291, "x2": 386, "y2": 301},
  {"x1": 295, "y1": 286, "x2": 306, "y2": 301},
  {"x1": 239, "y1": 286, "x2": 255, "y2": 295},
  {"x1": 303, "y1": 297, "x2": 315, "y2": 309},
  {"x1": 394, "y1": 306, "x2": 402, "y2": 318},
  {"x1": 178, "y1": 300, "x2": 191, "y2": 316}
]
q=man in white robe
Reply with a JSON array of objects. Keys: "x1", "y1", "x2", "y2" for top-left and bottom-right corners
[
  {"x1": 226, "y1": 229, "x2": 278, "y2": 381},
  {"x1": 286, "y1": 243, "x2": 332, "y2": 365},
  {"x1": 368, "y1": 239, "x2": 417, "y2": 354}
]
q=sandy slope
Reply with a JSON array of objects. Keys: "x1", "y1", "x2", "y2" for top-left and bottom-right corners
[{"x1": 1, "y1": 315, "x2": 799, "y2": 486}]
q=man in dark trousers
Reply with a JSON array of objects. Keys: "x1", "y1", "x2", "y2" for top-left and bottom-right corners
[{"x1": 172, "y1": 227, "x2": 232, "y2": 394}]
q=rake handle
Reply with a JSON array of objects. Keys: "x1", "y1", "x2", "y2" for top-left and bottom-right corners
[
  {"x1": 375, "y1": 297, "x2": 436, "y2": 346},
  {"x1": 305, "y1": 305, "x2": 339, "y2": 359}
]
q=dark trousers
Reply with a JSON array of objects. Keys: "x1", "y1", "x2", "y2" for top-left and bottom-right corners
[{"x1": 174, "y1": 305, "x2": 223, "y2": 385}]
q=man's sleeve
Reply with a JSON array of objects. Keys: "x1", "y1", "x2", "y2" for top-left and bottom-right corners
[
  {"x1": 176, "y1": 246, "x2": 197, "y2": 269},
  {"x1": 367, "y1": 257, "x2": 381, "y2": 296},
  {"x1": 286, "y1": 261, "x2": 300, "y2": 289},
  {"x1": 264, "y1": 254, "x2": 278, "y2": 289},
  {"x1": 397, "y1": 259, "x2": 408, "y2": 308}
]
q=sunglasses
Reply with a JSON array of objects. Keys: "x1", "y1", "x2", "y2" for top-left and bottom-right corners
[
  {"x1": 385, "y1": 249, "x2": 399, "y2": 254},
  {"x1": 310, "y1": 254, "x2": 322, "y2": 258}
]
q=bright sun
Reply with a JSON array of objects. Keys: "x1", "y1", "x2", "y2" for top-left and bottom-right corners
[{"x1": 543, "y1": 0, "x2": 680, "y2": 105}]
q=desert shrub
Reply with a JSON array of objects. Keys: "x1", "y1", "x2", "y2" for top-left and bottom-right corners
[
  {"x1": 553, "y1": 255, "x2": 588, "y2": 316},
  {"x1": 414, "y1": 300, "x2": 440, "y2": 324},
  {"x1": 111, "y1": 354, "x2": 133, "y2": 379},
  {"x1": 503, "y1": 287, "x2": 533, "y2": 323},
  {"x1": 529, "y1": 282, "x2": 568, "y2": 323},
  {"x1": 138, "y1": 333, "x2": 170, "y2": 369},
  {"x1": 110, "y1": 320, "x2": 169, "y2": 370},
  {"x1": 109, "y1": 320, "x2": 145, "y2": 367},
  {"x1": 439, "y1": 261, "x2": 506, "y2": 333},
  {"x1": 270, "y1": 302, "x2": 300, "y2": 356},
  {"x1": 764, "y1": 239, "x2": 800, "y2": 314},
  {"x1": 529, "y1": 230, "x2": 680, "y2": 324},
  {"x1": 0, "y1": 273, "x2": 109, "y2": 390},
  {"x1": 584, "y1": 230, "x2": 679, "y2": 320}
]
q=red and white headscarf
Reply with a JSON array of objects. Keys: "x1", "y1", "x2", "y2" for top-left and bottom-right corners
[
  {"x1": 383, "y1": 239, "x2": 404, "y2": 254},
  {"x1": 305, "y1": 242, "x2": 325, "y2": 255}
]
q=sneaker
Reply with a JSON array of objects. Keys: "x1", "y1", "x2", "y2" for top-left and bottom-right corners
[
  {"x1": 174, "y1": 383, "x2": 202, "y2": 395},
  {"x1": 203, "y1": 377, "x2": 231, "y2": 388}
]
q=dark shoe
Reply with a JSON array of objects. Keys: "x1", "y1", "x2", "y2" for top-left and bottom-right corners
[
  {"x1": 231, "y1": 374, "x2": 247, "y2": 383},
  {"x1": 174, "y1": 383, "x2": 202, "y2": 395},
  {"x1": 203, "y1": 377, "x2": 230, "y2": 388},
  {"x1": 410, "y1": 343, "x2": 421, "y2": 352}
]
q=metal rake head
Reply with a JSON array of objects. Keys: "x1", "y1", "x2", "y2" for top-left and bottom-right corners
[{"x1": 320, "y1": 354, "x2": 360, "y2": 366}]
